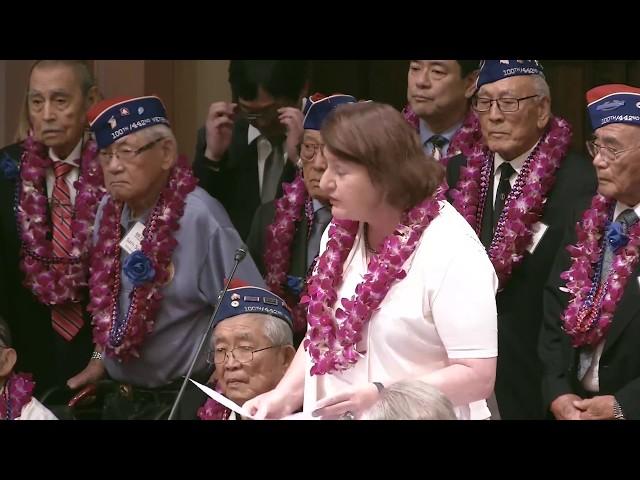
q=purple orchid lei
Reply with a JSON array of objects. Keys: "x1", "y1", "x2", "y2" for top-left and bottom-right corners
[
  {"x1": 264, "y1": 171, "x2": 313, "y2": 333},
  {"x1": 561, "y1": 195, "x2": 640, "y2": 347},
  {"x1": 197, "y1": 382, "x2": 231, "y2": 420},
  {"x1": 301, "y1": 195, "x2": 441, "y2": 376},
  {"x1": 402, "y1": 106, "x2": 483, "y2": 164},
  {"x1": 88, "y1": 156, "x2": 197, "y2": 360},
  {"x1": 0, "y1": 373, "x2": 35, "y2": 420},
  {"x1": 17, "y1": 136, "x2": 105, "y2": 306},
  {"x1": 449, "y1": 116, "x2": 572, "y2": 287}
]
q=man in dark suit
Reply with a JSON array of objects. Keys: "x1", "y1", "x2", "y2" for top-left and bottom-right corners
[
  {"x1": 0, "y1": 60, "x2": 100, "y2": 396},
  {"x1": 446, "y1": 60, "x2": 597, "y2": 419},
  {"x1": 193, "y1": 61, "x2": 310, "y2": 240},
  {"x1": 246, "y1": 94, "x2": 355, "y2": 346},
  {"x1": 539, "y1": 84, "x2": 640, "y2": 420}
]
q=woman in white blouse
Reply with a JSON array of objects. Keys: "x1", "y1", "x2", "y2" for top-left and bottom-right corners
[{"x1": 245, "y1": 102, "x2": 498, "y2": 420}]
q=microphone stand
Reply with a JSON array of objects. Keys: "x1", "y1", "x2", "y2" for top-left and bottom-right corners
[{"x1": 167, "y1": 247, "x2": 247, "y2": 420}]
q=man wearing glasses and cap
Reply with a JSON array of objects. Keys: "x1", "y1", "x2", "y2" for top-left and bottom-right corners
[
  {"x1": 193, "y1": 61, "x2": 311, "y2": 241},
  {"x1": 66, "y1": 95, "x2": 264, "y2": 419},
  {"x1": 446, "y1": 60, "x2": 597, "y2": 419},
  {"x1": 540, "y1": 84, "x2": 640, "y2": 420},
  {"x1": 177, "y1": 284, "x2": 296, "y2": 420}
]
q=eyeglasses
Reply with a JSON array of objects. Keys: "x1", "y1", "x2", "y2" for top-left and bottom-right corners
[
  {"x1": 207, "y1": 345, "x2": 282, "y2": 365},
  {"x1": 236, "y1": 104, "x2": 281, "y2": 123},
  {"x1": 586, "y1": 140, "x2": 640, "y2": 162},
  {"x1": 472, "y1": 95, "x2": 539, "y2": 113},
  {"x1": 299, "y1": 142, "x2": 326, "y2": 163},
  {"x1": 98, "y1": 137, "x2": 165, "y2": 162}
]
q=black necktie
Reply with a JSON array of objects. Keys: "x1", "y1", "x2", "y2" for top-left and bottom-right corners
[
  {"x1": 262, "y1": 142, "x2": 284, "y2": 204},
  {"x1": 493, "y1": 162, "x2": 516, "y2": 230},
  {"x1": 427, "y1": 135, "x2": 448, "y2": 162},
  {"x1": 307, "y1": 206, "x2": 332, "y2": 269}
]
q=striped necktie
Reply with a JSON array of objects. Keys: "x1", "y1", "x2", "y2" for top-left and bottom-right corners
[{"x1": 50, "y1": 161, "x2": 84, "y2": 341}]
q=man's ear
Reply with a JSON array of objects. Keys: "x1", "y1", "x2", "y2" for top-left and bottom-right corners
[
  {"x1": 85, "y1": 85, "x2": 100, "y2": 110},
  {"x1": 160, "y1": 137, "x2": 178, "y2": 170},
  {"x1": 536, "y1": 96, "x2": 552, "y2": 130},
  {"x1": 280, "y1": 344, "x2": 296, "y2": 370},
  {"x1": 464, "y1": 70, "x2": 480, "y2": 100},
  {"x1": 0, "y1": 348, "x2": 17, "y2": 378}
]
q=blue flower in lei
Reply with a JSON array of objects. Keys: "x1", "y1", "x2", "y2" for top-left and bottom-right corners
[
  {"x1": 123, "y1": 250, "x2": 156, "y2": 286},
  {"x1": 286, "y1": 275, "x2": 305, "y2": 296},
  {"x1": 606, "y1": 221, "x2": 629, "y2": 252},
  {"x1": 0, "y1": 154, "x2": 19, "y2": 180}
]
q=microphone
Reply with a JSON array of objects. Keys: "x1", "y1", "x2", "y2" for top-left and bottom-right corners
[{"x1": 167, "y1": 245, "x2": 247, "y2": 420}]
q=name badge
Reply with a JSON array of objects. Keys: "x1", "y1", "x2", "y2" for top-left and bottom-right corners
[
  {"x1": 119, "y1": 221, "x2": 146, "y2": 254},
  {"x1": 527, "y1": 222, "x2": 549, "y2": 254}
]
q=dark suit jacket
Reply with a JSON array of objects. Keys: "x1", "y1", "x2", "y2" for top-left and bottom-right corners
[
  {"x1": 246, "y1": 200, "x2": 325, "y2": 348},
  {"x1": 193, "y1": 121, "x2": 297, "y2": 241},
  {"x1": 246, "y1": 200, "x2": 310, "y2": 279},
  {"x1": 0, "y1": 142, "x2": 93, "y2": 396},
  {"x1": 446, "y1": 151, "x2": 597, "y2": 419},
  {"x1": 539, "y1": 219, "x2": 640, "y2": 419}
]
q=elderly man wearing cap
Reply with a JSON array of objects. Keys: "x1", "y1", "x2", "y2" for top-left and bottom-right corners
[
  {"x1": 446, "y1": 60, "x2": 597, "y2": 419},
  {"x1": 246, "y1": 93, "x2": 356, "y2": 345},
  {"x1": 403, "y1": 60, "x2": 483, "y2": 163},
  {"x1": 540, "y1": 84, "x2": 640, "y2": 420},
  {"x1": 181, "y1": 284, "x2": 296, "y2": 420},
  {"x1": 67, "y1": 95, "x2": 265, "y2": 419}
]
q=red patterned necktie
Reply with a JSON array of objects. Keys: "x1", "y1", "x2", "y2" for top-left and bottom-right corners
[{"x1": 50, "y1": 161, "x2": 84, "y2": 341}]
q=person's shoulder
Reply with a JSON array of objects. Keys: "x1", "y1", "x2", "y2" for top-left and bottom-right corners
[
  {"x1": 422, "y1": 201, "x2": 486, "y2": 254},
  {"x1": 184, "y1": 186, "x2": 234, "y2": 228},
  {"x1": 18, "y1": 397, "x2": 58, "y2": 420},
  {"x1": 0, "y1": 142, "x2": 23, "y2": 159}
]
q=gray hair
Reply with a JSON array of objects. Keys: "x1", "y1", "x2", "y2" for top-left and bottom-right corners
[
  {"x1": 135, "y1": 124, "x2": 177, "y2": 145},
  {"x1": 261, "y1": 314, "x2": 293, "y2": 347},
  {"x1": 531, "y1": 74, "x2": 551, "y2": 101},
  {"x1": 211, "y1": 313, "x2": 293, "y2": 347},
  {"x1": 361, "y1": 380, "x2": 457, "y2": 420}
]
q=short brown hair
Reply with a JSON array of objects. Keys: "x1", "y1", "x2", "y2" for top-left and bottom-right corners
[{"x1": 321, "y1": 102, "x2": 444, "y2": 211}]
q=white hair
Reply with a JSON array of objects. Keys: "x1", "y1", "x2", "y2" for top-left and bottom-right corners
[
  {"x1": 261, "y1": 314, "x2": 293, "y2": 346},
  {"x1": 211, "y1": 313, "x2": 293, "y2": 347},
  {"x1": 361, "y1": 380, "x2": 457, "y2": 420},
  {"x1": 531, "y1": 74, "x2": 551, "y2": 101},
  {"x1": 135, "y1": 123, "x2": 177, "y2": 145}
]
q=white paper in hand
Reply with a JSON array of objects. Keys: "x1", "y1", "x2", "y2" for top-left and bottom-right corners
[{"x1": 189, "y1": 379, "x2": 255, "y2": 419}]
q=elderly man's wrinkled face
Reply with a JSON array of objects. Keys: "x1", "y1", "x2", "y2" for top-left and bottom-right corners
[
  {"x1": 301, "y1": 129, "x2": 329, "y2": 203},
  {"x1": 476, "y1": 75, "x2": 551, "y2": 161},
  {"x1": 212, "y1": 314, "x2": 294, "y2": 407},
  {"x1": 407, "y1": 60, "x2": 475, "y2": 123},
  {"x1": 591, "y1": 123, "x2": 640, "y2": 205},
  {"x1": 28, "y1": 64, "x2": 97, "y2": 159},
  {"x1": 99, "y1": 132, "x2": 174, "y2": 204}
]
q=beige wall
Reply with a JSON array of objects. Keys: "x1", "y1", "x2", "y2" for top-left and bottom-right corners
[
  {"x1": 1, "y1": 60, "x2": 32, "y2": 146},
  {"x1": 0, "y1": 60, "x2": 230, "y2": 159},
  {"x1": 174, "y1": 60, "x2": 231, "y2": 159}
]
